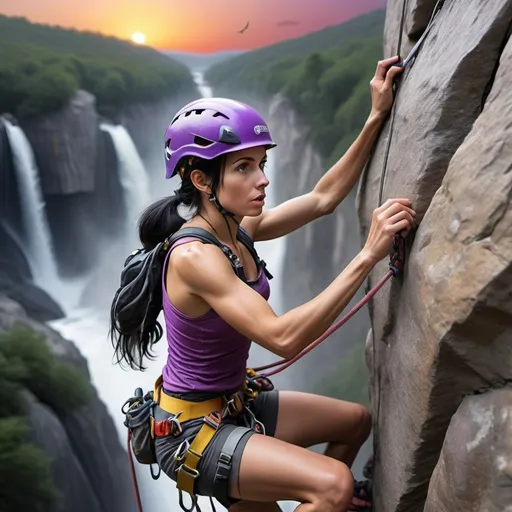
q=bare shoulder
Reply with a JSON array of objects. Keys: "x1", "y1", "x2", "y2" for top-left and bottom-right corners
[
  {"x1": 240, "y1": 213, "x2": 264, "y2": 239},
  {"x1": 170, "y1": 241, "x2": 235, "y2": 293}
]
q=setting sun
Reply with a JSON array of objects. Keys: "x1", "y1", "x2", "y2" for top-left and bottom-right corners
[{"x1": 131, "y1": 32, "x2": 146, "y2": 45}]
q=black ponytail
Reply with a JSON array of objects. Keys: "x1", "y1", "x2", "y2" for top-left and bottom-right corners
[
  {"x1": 109, "y1": 155, "x2": 224, "y2": 371},
  {"x1": 138, "y1": 194, "x2": 184, "y2": 251}
]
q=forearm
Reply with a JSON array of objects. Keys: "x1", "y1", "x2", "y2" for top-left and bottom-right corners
[
  {"x1": 274, "y1": 249, "x2": 376, "y2": 358},
  {"x1": 315, "y1": 113, "x2": 385, "y2": 211}
]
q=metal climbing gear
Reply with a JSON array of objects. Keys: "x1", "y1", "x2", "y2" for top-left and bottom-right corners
[{"x1": 149, "y1": 373, "x2": 272, "y2": 512}]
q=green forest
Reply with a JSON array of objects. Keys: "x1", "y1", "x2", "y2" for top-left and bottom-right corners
[
  {"x1": 0, "y1": 326, "x2": 92, "y2": 512},
  {"x1": 206, "y1": 10, "x2": 385, "y2": 166},
  {"x1": 0, "y1": 15, "x2": 195, "y2": 119}
]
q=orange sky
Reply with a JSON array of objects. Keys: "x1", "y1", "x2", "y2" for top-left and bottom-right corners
[{"x1": 0, "y1": 0, "x2": 386, "y2": 53}]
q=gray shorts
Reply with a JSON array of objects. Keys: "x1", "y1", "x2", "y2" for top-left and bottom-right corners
[{"x1": 154, "y1": 389, "x2": 279, "y2": 508}]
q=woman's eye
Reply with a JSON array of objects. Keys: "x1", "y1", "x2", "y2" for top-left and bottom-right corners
[
  {"x1": 236, "y1": 164, "x2": 248, "y2": 173},
  {"x1": 260, "y1": 161, "x2": 267, "y2": 171}
]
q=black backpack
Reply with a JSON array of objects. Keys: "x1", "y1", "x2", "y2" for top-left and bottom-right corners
[{"x1": 109, "y1": 226, "x2": 272, "y2": 367}]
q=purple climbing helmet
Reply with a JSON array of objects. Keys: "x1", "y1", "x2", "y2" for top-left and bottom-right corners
[{"x1": 164, "y1": 97, "x2": 276, "y2": 179}]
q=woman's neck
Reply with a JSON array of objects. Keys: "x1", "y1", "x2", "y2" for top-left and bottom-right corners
[{"x1": 190, "y1": 203, "x2": 242, "y2": 245}]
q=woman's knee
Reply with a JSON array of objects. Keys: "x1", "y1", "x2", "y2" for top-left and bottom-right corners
[
  {"x1": 312, "y1": 460, "x2": 354, "y2": 510},
  {"x1": 357, "y1": 404, "x2": 372, "y2": 440}
]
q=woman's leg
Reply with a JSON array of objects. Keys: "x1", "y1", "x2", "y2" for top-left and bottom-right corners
[
  {"x1": 227, "y1": 391, "x2": 371, "y2": 511},
  {"x1": 273, "y1": 391, "x2": 372, "y2": 466},
  {"x1": 229, "y1": 433, "x2": 355, "y2": 511}
]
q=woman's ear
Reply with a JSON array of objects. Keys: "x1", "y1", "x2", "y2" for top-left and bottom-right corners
[{"x1": 190, "y1": 169, "x2": 212, "y2": 195}]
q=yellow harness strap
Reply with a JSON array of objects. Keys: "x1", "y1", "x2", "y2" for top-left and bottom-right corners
[
  {"x1": 154, "y1": 376, "x2": 225, "y2": 422},
  {"x1": 176, "y1": 415, "x2": 221, "y2": 494},
  {"x1": 152, "y1": 376, "x2": 226, "y2": 496}
]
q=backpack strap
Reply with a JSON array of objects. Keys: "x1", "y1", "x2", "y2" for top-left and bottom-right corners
[
  {"x1": 166, "y1": 226, "x2": 273, "y2": 283},
  {"x1": 236, "y1": 226, "x2": 273, "y2": 280},
  {"x1": 166, "y1": 227, "x2": 250, "y2": 283}
]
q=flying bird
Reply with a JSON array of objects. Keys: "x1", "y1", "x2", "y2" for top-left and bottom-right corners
[{"x1": 238, "y1": 21, "x2": 249, "y2": 34}]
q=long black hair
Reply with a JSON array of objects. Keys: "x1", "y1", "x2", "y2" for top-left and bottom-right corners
[{"x1": 109, "y1": 155, "x2": 224, "y2": 370}]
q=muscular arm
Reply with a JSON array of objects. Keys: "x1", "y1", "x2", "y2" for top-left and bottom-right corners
[
  {"x1": 243, "y1": 114, "x2": 384, "y2": 242},
  {"x1": 175, "y1": 243, "x2": 376, "y2": 359}
]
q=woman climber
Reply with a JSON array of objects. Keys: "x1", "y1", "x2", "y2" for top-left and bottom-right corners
[{"x1": 111, "y1": 55, "x2": 416, "y2": 512}]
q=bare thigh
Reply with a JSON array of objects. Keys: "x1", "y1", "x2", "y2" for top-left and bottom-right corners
[
  {"x1": 274, "y1": 390, "x2": 371, "y2": 448},
  {"x1": 227, "y1": 391, "x2": 369, "y2": 508},
  {"x1": 228, "y1": 432, "x2": 353, "y2": 507}
]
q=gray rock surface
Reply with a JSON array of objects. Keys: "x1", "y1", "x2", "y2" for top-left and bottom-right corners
[
  {"x1": 24, "y1": 390, "x2": 104, "y2": 512},
  {"x1": 357, "y1": 1, "x2": 512, "y2": 511},
  {"x1": 21, "y1": 90, "x2": 98, "y2": 195},
  {"x1": 424, "y1": 388, "x2": 512, "y2": 512}
]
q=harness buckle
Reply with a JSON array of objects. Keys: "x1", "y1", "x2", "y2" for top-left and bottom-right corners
[
  {"x1": 225, "y1": 392, "x2": 244, "y2": 417},
  {"x1": 168, "y1": 414, "x2": 183, "y2": 436},
  {"x1": 177, "y1": 463, "x2": 200, "y2": 480},
  {"x1": 204, "y1": 410, "x2": 222, "y2": 430}
]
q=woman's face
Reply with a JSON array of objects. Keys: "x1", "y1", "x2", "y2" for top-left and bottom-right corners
[{"x1": 217, "y1": 146, "x2": 270, "y2": 217}]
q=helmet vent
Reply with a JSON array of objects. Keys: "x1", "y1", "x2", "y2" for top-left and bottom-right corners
[
  {"x1": 213, "y1": 111, "x2": 229, "y2": 120},
  {"x1": 194, "y1": 136, "x2": 214, "y2": 147},
  {"x1": 164, "y1": 139, "x2": 172, "y2": 160}
]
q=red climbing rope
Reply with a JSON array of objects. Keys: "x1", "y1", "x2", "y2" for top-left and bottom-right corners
[
  {"x1": 127, "y1": 430, "x2": 144, "y2": 512},
  {"x1": 254, "y1": 234, "x2": 406, "y2": 378}
]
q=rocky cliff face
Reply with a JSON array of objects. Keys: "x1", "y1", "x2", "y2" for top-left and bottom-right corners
[
  {"x1": 0, "y1": 296, "x2": 137, "y2": 512},
  {"x1": 357, "y1": 1, "x2": 512, "y2": 510},
  {"x1": 21, "y1": 90, "x2": 99, "y2": 196},
  {"x1": 266, "y1": 93, "x2": 371, "y2": 390}
]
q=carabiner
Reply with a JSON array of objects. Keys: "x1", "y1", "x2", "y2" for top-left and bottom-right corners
[
  {"x1": 244, "y1": 406, "x2": 266, "y2": 435},
  {"x1": 173, "y1": 439, "x2": 191, "y2": 463},
  {"x1": 169, "y1": 411, "x2": 183, "y2": 436}
]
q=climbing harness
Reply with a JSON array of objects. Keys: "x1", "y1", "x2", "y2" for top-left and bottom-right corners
[
  {"x1": 123, "y1": 370, "x2": 274, "y2": 512},
  {"x1": 373, "y1": 0, "x2": 447, "y2": 484}
]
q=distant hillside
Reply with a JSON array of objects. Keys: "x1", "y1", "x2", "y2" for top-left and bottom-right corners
[
  {"x1": 0, "y1": 15, "x2": 195, "y2": 119},
  {"x1": 205, "y1": 10, "x2": 385, "y2": 165},
  {"x1": 205, "y1": 10, "x2": 384, "y2": 89}
]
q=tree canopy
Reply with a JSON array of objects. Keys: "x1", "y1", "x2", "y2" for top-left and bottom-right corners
[{"x1": 0, "y1": 15, "x2": 195, "y2": 119}]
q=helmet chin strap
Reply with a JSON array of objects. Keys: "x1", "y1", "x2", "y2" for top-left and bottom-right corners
[{"x1": 208, "y1": 192, "x2": 239, "y2": 225}]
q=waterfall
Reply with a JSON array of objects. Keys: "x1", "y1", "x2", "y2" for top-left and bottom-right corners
[
  {"x1": 99, "y1": 123, "x2": 152, "y2": 248},
  {"x1": 192, "y1": 71, "x2": 214, "y2": 98},
  {"x1": 3, "y1": 119, "x2": 60, "y2": 293}
]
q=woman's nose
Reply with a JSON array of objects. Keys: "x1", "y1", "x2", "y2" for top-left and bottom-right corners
[{"x1": 258, "y1": 169, "x2": 270, "y2": 187}]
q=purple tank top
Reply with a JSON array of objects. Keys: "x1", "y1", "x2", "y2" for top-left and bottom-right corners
[{"x1": 161, "y1": 236, "x2": 270, "y2": 394}]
